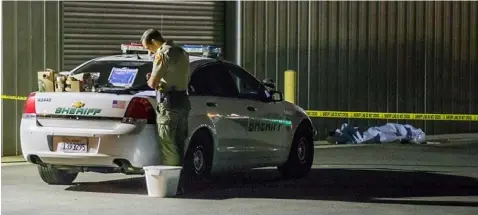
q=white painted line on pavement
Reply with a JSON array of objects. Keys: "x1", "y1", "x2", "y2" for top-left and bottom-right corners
[
  {"x1": 1, "y1": 162, "x2": 31, "y2": 167},
  {"x1": 314, "y1": 144, "x2": 372, "y2": 149}
]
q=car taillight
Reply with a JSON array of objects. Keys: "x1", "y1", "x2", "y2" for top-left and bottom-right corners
[
  {"x1": 122, "y1": 97, "x2": 155, "y2": 124},
  {"x1": 23, "y1": 92, "x2": 36, "y2": 115}
]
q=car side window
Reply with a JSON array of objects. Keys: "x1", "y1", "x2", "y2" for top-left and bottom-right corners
[
  {"x1": 189, "y1": 63, "x2": 238, "y2": 98},
  {"x1": 227, "y1": 65, "x2": 270, "y2": 101}
]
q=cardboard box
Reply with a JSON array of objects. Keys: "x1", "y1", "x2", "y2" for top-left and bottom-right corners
[
  {"x1": 68, "y1": 80, "x2": 82, "y2": 92},
  {"x1": 55, "y1": 75, "x2": 66, "y2": 92},
  {"x1": 65, "y1": 77, "x2": 83, "y2": 92},
  {"x1": 37, "y1": 69, "x2": 56, "y2": 92}
]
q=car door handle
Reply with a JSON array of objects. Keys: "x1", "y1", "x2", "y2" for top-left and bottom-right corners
[
  {"x1": 206, "y1": 102, "x2": 217, "y2": 107},
  {"x1": 247, "y1": 106, "x2": 257, "y2": 111}
]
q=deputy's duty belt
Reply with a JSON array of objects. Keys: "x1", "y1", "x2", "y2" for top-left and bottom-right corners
[{"x1": 156, "y1": 90, "x2": 188, "y2": 103}]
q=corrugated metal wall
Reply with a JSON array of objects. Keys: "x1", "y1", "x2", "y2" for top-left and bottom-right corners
[
  {"x1": 2, "y1": 1, "x2": 477, "y2": 156},
  {"x1": 62, "y1": 1, "x2": 225, "y2": 70},
  {"x1": 240, "y1": 1, "x2": 478, "y2": 139},
  {"x1": 1, "y1": 0, "x2": 61, "y2": 156},
  {"x1": 1, "y1": 1, "x2": 225, "y2": 156}
]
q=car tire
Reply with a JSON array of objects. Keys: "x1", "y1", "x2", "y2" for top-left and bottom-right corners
[
  {"x1": 37, "y1": 165, "x2": 78, "y2": 185},
  {"x1": 180, "y1": 130, "x2": 213, "y2": 192},
  {"x1": 278, "y1": 124, "x2": 314, "y2": 179}
]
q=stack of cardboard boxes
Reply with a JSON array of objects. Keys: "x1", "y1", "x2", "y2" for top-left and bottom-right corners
[{"x1": 37, "y1": 69, "x2": 85, "y2": 92}]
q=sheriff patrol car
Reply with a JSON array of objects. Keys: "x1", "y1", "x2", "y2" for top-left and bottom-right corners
[{"x1": 20, "y1": 43, "x2": 316, "y2": 187}]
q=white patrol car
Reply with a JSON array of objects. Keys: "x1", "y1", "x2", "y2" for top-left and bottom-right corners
[{"x1": 20, "y1": 44, "x2": 316, "y2": 186}]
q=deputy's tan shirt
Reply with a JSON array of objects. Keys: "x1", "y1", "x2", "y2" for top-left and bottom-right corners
[{"x1": 151, "y1": 40, "x2": 190, "y2": 92}]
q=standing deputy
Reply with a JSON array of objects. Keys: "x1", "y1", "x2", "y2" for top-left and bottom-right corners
[{"x1": 141, "y1": 29, "x2": 191, "y2": 167}]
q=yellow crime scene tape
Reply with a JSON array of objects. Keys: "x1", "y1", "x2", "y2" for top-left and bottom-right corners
[
  {"x1": 305, "y1": 110, "x2": 478, "y2": 121},
  {"x1": 2, "y1": 94, "x2": 477, "y2": 121},
  {"x1": 1, "y1": 95, "x2": 27, "y2": 101}
]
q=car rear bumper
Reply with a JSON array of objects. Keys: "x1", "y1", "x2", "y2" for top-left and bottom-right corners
[
  {"x1": 25, "y1": 152, "x2": 115, "y2": 167},
  {"x1": 20, "y1": 118, "x2": 161, "y2": 169}
]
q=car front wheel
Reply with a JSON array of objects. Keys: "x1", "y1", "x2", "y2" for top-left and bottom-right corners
[
  {"x1": 37, "y1": 165, "x2": 78, "y2": 185},
  {"x1": 278, "y1": 124, "x2": 314, "y2": 179}
]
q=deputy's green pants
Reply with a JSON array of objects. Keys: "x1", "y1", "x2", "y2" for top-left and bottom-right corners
[{"x1": 156, "y1": 96, "x2": 190, "y2": 166}]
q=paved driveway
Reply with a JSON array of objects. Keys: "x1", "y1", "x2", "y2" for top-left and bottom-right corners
[{"x1": 2, "y1": 143, "x2": 478, "y2": 215}]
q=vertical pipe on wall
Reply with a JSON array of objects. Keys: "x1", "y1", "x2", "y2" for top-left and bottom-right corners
[
  {"x1": 43, "y1": 0, "x2": 46, "y2": 70},
  {"x1": 296, "y1": 2, "x2": 301, "y2": 106},
  {"x1": 307, "y1": 0, "x2": 311, "y2": 108},
  {"x1": 236, "y1": 0, "x2": 242, "y2": 66},
  {"x1": 58, "y1": 1, "x2": 62, "y2": 71},
  {"x1": 13, "y1": 1, "x2": 18, "y2": 155},
  {"x1": 275, "y1": 1, "x2": 279, "y2": 86},
  {"x1": 28, "y1": 1, "x2": 32, "y2": 104}
]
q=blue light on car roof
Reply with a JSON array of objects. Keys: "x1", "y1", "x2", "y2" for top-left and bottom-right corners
[{"x1": 181, "y1": 44, "x2": 222, "y2": 59}]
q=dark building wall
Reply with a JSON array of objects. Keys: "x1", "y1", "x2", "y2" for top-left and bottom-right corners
[
  {"x1": 239, "y1": 1, "x2": 478, "y2": 139},
  {"x1": 2, "y1": 1, "x2": 61, "y2": 156}
]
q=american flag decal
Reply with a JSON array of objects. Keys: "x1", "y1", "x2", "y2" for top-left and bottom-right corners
[{"x1": 112, "y1": 100, "x2": 126, "y2": 109}]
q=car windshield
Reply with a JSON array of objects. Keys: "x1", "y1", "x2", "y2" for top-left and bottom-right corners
[{"x1": 71, "y1": 60, "x2": 153, "y2": 88}]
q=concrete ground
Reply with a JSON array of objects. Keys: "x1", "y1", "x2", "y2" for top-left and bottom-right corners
[{"x1": 2, "y1": 142, "x2": 478, "y2": 215}]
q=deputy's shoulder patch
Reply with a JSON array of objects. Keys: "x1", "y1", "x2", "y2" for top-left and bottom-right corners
[{"x1": 154, "y1": 53, "x2": 161, "y2": 64}]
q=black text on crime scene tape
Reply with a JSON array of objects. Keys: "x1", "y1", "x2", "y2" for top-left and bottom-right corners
[{"x1": 323, "y1": 112, "x2": 349, "y2": 118}]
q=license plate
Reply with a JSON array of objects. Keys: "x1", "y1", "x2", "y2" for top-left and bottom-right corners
[{"x1": 54, "y1": 137, "x2": 88, "y2": 153}]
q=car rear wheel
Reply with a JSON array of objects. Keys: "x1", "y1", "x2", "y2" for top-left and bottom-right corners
[
  {"x1": 180, "y1": 130, "x2": 213, "y2": 193},
  {"x1": 278, "y1": 124, "x2": 314, "y2": 179},
  {"x1": 37, "y1": 165, "x2": 78, "y2": 185}
]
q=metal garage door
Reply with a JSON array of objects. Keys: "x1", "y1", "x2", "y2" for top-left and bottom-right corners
[{"x1": 62, "y1": 1, "x2": 225, "y2": 70}]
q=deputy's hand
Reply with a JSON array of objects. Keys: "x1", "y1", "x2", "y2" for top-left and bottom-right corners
[
  {"x1": 147, "y1": 74, "x2": 160, "y2": 90},
  {"x1": 146, "y1": 73, "x2": 156, "y2": 89}
]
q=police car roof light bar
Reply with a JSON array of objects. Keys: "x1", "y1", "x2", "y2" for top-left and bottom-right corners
[
  {"x1": 120, "y1": 43, "x2": 221, "y2": 59},
  {"x1": 121, "y1": 43, "x2": 148, "y2": 55}
]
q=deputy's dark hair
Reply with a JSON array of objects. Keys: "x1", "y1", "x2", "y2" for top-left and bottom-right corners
[{"x1": 141, "y1": 29, "x2": 164, "y2": 44}]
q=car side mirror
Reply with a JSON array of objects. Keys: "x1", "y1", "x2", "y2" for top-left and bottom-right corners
[
  {"x1": 262, "y1": 78, "x2": 276, "y2": 89},
  {"x1": 270, "y1": 90, "x2": 283, "y2": 102}
]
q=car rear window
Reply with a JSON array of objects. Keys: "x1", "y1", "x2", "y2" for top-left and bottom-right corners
[{"x1": 71, "y1": 60, "x2": 153, "y2": 88}]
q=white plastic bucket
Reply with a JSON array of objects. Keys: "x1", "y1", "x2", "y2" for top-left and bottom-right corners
[{"x1": 143, "y1": 166, "x2": 183, "y2": 198}]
